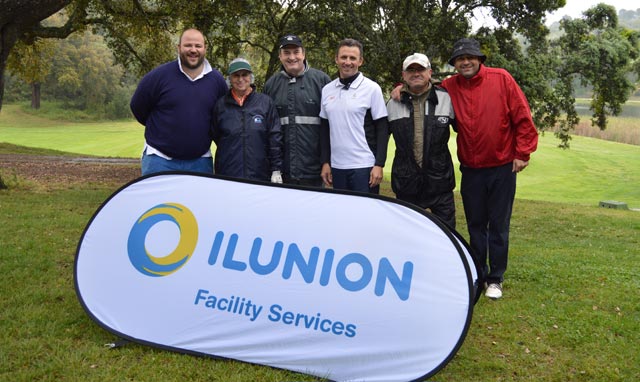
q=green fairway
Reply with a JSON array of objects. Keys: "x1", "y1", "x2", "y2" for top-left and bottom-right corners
[
  {"x1": 518, "y1": 136, "x2": 640, "y2": 208},
  {"x1": 0, "y1": 104, "x2": 144, "y2": 158},
  {"x1": 1, "y1": 103, "x2": 639, "y2": 381},
  {"x1": 2, "y1": 103, "x2": 638, "y2": 208},
  {"x1": 1, "y1": 180, "x2": 638, "y2": 382}
]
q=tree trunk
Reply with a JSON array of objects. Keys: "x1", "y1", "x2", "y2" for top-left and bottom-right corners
[
  {"x1": 0, "y1": 29, "x2": 15, "y2": 113},
  {"x1": 0, "y1": 0, "x2": 74, "y2": 112},
  {"x1": 1, "y1": 21, "x2": 21, "y2": 113},
  {"x1": 31, "y1": 81, "x2": 40, "y2": 109}
]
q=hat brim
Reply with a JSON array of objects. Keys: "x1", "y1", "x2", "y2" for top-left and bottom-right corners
[
  {"x1": 279, "y1": 43, "x2": 303, "y2": 49},
  {"x1": 228, "y1": 62, "x2": 252, "y2": 75},
  {"x1": 448, "y1": 51, "x2": 486, "y2": 66},
  {"x1": 229, "y1": 68, "x2": 252, "y2": 75},
  {"x1": 403, "y1": 61, "x2": 430, "y2": 71}
]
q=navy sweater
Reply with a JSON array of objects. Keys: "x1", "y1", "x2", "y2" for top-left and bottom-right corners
[{"x1": 130, "y1": 61, "x2": 227, "y2": 159}]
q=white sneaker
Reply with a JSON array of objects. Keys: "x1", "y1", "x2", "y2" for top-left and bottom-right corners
[{"x1": 485, "y1": 283, "x2": 503, "y2": 299}]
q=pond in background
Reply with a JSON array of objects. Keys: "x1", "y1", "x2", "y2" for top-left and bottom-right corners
[{"x1": 575, "y1": 100, "x2": 640, "y2": 118}]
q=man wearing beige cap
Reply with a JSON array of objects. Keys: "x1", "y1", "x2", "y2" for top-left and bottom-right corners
[
  {"x1": 386, "y1": 53, "x2": 457, "y2": 229},
  {"x1": 390, "y1": 40, "x2": 538, "y2": 300}
]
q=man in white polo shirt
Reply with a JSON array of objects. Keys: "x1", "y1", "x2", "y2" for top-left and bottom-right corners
[{"x1": 319, "y1": 38, "x2": 389, "y2": 194}]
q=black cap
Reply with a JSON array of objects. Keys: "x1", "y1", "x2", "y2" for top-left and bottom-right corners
[
  {"x1": 448, "y1": 38, "x2": 487, "y2": 66},
  {"x1": 279, "y1": 34, "x2": 303, "y2": 49}
]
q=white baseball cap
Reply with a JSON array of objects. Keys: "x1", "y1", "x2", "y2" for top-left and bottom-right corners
[{"x1": 402, "y1": 53, "x2": 431, "y2": 71}]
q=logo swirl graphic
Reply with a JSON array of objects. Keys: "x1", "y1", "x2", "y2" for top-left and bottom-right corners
[{"x1": 127, "y1": 203, "x2": 198, "y2": 277}]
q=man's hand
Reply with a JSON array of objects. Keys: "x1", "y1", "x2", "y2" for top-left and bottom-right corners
[
  {"x1": 390, "y1": 84, "x2": 403, "y2": 101},
  {"x1": 321, "y1": 163, "x2": 332, "y2": 187},
  {"x1": 369, "y1": 165, "x2": 383, "y2": 187},
  {"x1": 271, "y1": 170, "x2": 283, "y2": 183},
  {"x1": 512, "y1": 159, "x2": 529, "y2": 173}
]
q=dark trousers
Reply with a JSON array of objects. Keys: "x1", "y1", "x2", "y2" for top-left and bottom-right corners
[
  {"x1": 283, "y1": 176, "x2": 323, "y2": 188},
  {"x1": 460, "y1": 163, "x2": 516, "y2": 284},
  {"x1": 396, "y1": 191, "x2": 456, "y2": 230},
  {"x1": 331, "y1": 167, "x2": 379, "y2": 194}
]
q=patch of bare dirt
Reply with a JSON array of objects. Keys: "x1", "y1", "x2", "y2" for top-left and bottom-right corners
[{"x1": 0, "y1": 154, "x2": 140, "y2": 188}]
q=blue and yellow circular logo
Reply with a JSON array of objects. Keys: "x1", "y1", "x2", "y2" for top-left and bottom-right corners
[{"x1": 127, "y1": 203, "x2": 198, "y2": 277}]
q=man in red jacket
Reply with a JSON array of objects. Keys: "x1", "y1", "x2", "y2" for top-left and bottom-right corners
[{"x1": 442, "y1": 38, "x2": 538, "y2": 300}]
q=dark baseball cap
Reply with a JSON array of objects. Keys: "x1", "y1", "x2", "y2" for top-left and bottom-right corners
[{"x1": 279, "y1": 34, "x2": 303, "y2": 49}]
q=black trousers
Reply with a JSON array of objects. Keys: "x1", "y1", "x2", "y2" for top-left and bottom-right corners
[
  {"x1": 396, "y1": 190, "x2": 456, "y2": 230},
  {"x1": 460, "y1": 163, "x2": 516, "y2": 284},
  {"x1": 283, "y1": 175, "x2": 323, "y2": 188}
]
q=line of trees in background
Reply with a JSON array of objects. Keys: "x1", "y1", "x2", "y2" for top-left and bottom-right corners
[
  {"x1": 5, "y1": 22, "x2": 133, "y2": 119},
  {"x1": 1, "y1": 1, "x2": 639, "y2": 148}
]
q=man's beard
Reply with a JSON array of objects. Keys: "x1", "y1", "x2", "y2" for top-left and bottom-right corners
[{"x1": 181, "y1": 52, "x2": 204, "y2": 70}]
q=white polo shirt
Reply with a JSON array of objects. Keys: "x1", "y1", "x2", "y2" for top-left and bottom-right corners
[{"x1": 320, "y1": 73, "x2": 388, "y2": 169}]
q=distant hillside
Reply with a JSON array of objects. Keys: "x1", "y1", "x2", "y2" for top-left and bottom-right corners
[
  {"x1": 548, "y1": 7, "x2": 640, "y2": 38},
  {"x1": 619, "y1": 7, "x2": 640, "y2": 29},
  {"x1": 545, "y1": 8, "x2": 640, "y2": 97}
]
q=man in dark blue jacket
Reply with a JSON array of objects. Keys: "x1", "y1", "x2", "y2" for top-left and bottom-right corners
[{"x1": 130, "y1": 28, "x2": 227, "y2": 175}]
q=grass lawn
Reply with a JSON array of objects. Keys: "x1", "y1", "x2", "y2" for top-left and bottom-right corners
[
  {"x1": 1, "y1": 103, "x2": 639, "y2": 381},
  {"x1": 0, "y1": 104, "x2": 144, "y2": 158},
  {"x1": 2, "y1": 103, "x2": 639, "y2": 208},
  {"x1": 0, "y1": 176, "x2": 638, "y2": 381}
]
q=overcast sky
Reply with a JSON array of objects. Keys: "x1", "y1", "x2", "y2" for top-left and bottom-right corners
[
  {"x1": 546, "y1": 0, "x2": 639, "y2": 24},
  {"x1": 472, "y1": 0, "x2": 638, "y2": 29}
]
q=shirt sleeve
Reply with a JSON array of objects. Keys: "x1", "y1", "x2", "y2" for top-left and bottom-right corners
[
  {"x1": 130, "y1": 73, "x2": 157, "y2": 125},
  {"x1": 373, "y1": 117, "x2": 389, "y2": 167},
  {"x1": 506, "y1": 75, "x2": 538, "y2": 161},
  {"x1": 267, "y1": 98, "x2": 283, "y2": 171},
  {"x1": 320, "y1": 117, "x2": 331, "y2": 164},
  {"x1": 370, "y1": 83, "x2": 389, "y2": 120}
]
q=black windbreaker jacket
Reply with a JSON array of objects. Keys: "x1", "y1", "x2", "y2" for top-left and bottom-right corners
[
  {"x1": 263, "y1": 64, "x2": 330, "y2": 181},
  {"x1": 386, "y1": 85, "x2": 456, "y2": 196}
]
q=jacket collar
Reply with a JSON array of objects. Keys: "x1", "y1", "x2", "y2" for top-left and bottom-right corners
[
  {"x1": 401, "y1": 82, "x2": 438, "y2": 105},
  {"x1": 279, "y1": 60, "x2": 309, "y2": 79},
  {"x1": 226, "y1": 84, "x2": 256, "y2": 106},
  {"x1": 457, "y1": 64, "x2": 486, "y2": 86},
  {"x1": 333, "y1": 72, "x2": 364, "y2": 89}
]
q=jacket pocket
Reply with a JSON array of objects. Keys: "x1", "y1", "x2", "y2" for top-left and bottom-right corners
[{"x1": 391, "y1": 154, "x2": 422, "y2": 195}]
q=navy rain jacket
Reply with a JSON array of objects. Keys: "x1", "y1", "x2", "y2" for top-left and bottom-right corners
[{"x1": 212, "y1": 89, "x2": 283, "y2": 181}]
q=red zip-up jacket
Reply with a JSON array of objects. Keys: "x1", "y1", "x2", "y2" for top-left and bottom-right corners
[{"x1": 441, "y1": 65, "x2": 538, "y2": 169}]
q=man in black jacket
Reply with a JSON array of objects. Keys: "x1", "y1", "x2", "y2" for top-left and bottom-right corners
[
  {"x1": 386, "y1": 53, "x2": 457, "y2": 228},
  {"x1": 264, "y1": 35, "x2": 331, "y2": 187}
]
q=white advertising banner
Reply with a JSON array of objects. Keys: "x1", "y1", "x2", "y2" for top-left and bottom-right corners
[{"x1": 75, "y1": 173, "x2": 478, "y2": 382}]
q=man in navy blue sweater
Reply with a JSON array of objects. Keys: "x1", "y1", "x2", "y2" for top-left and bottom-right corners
[{"x1": 130, "y1": 28, "x2": 228, "y2": 175}]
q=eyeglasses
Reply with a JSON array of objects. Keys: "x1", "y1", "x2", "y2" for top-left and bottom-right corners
[{"x1": 404, "y1": 67, "x2": 429, "y2": 73}]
